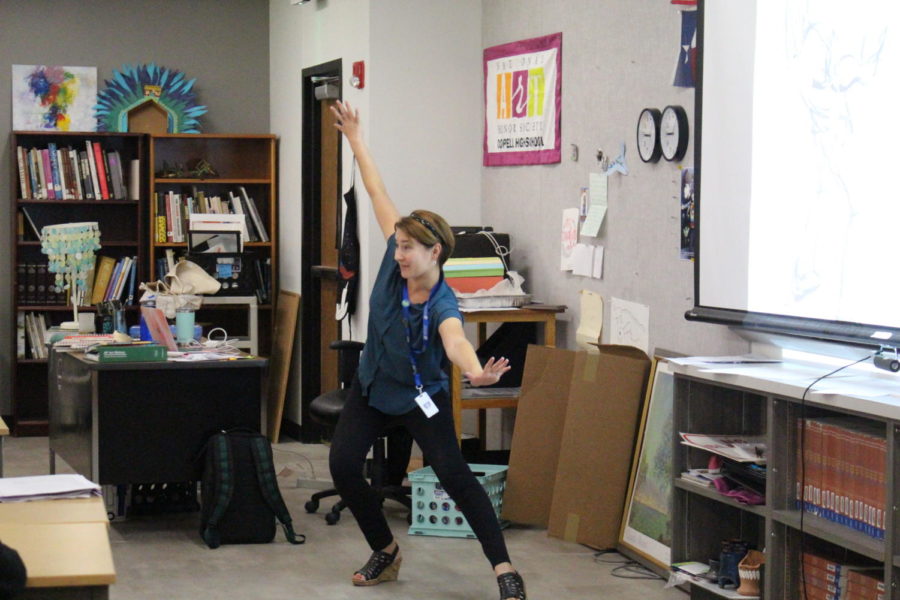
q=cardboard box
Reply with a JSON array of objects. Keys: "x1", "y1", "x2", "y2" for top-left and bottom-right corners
[
  {"x1": 501, "y1": 343, "x2": 650, "y2": 541},
  {"x1": 501, "y1": 345, "x2": 575, "y2": 526},
  {"x1": 547, "y1": 345, "x2": 649, "y2": 549}
]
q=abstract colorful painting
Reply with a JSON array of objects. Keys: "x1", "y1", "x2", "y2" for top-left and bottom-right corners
[{"x1": 12, "y1": 65, "x2": 98, "y2": 131}]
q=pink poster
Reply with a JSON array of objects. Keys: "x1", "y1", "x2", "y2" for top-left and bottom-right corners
[{"x1": 483, "y1": 33, "x2": 562, "y2": 166}]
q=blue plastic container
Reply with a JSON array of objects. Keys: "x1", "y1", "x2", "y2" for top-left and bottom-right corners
[{"x1": 408, "y1": 464, "x2": 508, "y2": 538}]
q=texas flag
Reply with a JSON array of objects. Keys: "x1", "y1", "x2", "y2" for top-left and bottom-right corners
[{"x1": 673, "y1": 9, "x2": 697, "y2": 88}]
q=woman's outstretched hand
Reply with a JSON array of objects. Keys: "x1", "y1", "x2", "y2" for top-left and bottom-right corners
[
  {"x1": 465, "y1": 357, "x2": 512, "y2": 387},
  {"x1": 330, "y1": 100, "x2": 361, "y2": 142}
]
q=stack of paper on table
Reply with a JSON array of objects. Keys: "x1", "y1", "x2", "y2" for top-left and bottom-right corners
[{"x1": 0, "y1": 474, "x2": 101, "y2": 502}]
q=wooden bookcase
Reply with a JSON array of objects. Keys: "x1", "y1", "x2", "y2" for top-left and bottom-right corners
[
  {"x1": 10, "y1": 131, "x2": 146, "y2": 435},
  {"x1": 148, "y1": 134, "x2": 278, "y2": 356},
  {"x1": 670, "y1": 360, "x2": 900, "y2": 599}
]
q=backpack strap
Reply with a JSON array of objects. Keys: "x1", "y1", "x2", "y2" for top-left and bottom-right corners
[
  {"x1": 249, "y1": 436, "x2": 306, "y2": 545},
  {"x1": 202, "y1": 433, "x2": 234, "y2": 549}
]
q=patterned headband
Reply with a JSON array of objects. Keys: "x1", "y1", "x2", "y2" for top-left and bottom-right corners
[{"x1": 410, "y1": 214, "x2": 442, "y2": 243}]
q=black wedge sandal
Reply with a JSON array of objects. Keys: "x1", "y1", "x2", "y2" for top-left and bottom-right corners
[
  {"x1": 497, "y1": 571, "x2": 527, "y2": 600},
  {"x1": 352, "y1": 545, "x2": 401, "y2": 587}
]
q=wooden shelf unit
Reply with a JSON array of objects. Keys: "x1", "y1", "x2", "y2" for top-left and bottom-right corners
[
  {"x1": 10, "y1": 131, "x2": 146, "y2": 435},
  {"x1": 148, "y1": 134, "x2": 278, "y2": 355},
  {"x1": 670, "y1": 360, "x2": 900, "y2": 599}
]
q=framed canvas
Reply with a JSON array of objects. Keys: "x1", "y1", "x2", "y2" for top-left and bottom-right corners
[{"x1": 618, "y1": 356, "x2": 675, "y2": 571}]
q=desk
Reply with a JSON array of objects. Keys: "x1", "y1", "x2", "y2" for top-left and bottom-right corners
[
  {"x1": 0, "y1": 496, "x2": 115, "y2": 599},
  {"x1": 451, "y1": 306, "x2": 564, "y2": 443},
  {"x1": 48, "y1": 351, "x2": 266, "y2": 486}
]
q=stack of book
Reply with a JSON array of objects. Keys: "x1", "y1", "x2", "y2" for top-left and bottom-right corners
[
  {"x1": 678, "y1": 468, "x2": 723, "y2": 488},
  {"x1": 89, "y1": 256, "x2": 138, "y2": 305},
  {"x1": 796, "y1": 418, "x2": 886, "y2": 540},
  {"x1": 156, "y1": 185, "x2": 268, "y2": 244},
  {"x1": 15, "y1": 141, "x2": 130, "y2": 200},
  {"x1": 443, "y1": 256, "x2": 505, "y2": 294},
  {"x1": 801, "y1": 552, "x2": 884, "y2": 600}
]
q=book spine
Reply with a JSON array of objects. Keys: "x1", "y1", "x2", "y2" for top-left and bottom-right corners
[
  {"x1": 16, "y1": 313, "x2": 25, "y2": 359},
  {"x1": 91, "y1": 256, "x2": 116, "y2": 305},
  {"x1": 79, "y1": 151, "x2": 94, "y2": 200},
  {"x1": 85, "y1": 141, "x2": 100, "y2": 199},
  {"x1": 104, "y1": 258, "x2": 124, "y2": 301},
  {"x1": 165, "y1": 192, "x2": 174, "y2": 242},
  {"x1": 47, "y1": 143, "x2": 62, "y2": 199},
  {"x1": 16, "y1": 264, "x2": 26, "y2": 305},
  {"x1": 92, "y1": 142, "x2": 110, "y2": 199},
  {"x1": 16, "y1": 146, "x2": 29, "y2": 199},
  {"x1": 240, "y1": 186, "x2": 269, "y2": 242},
  {"x1": 155, "y1": 193, "x2": 167, "y2": 243},
  {"x1": 40, "y1": 149, "x2": 54, "y2": 199},
  {"x1": 28, "y1": 149, "x2": 41, "y2": 199}
]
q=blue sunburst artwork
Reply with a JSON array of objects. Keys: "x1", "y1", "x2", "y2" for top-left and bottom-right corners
[{"x1": 94, "y1": 63, "x2": 207, "y2": 133}]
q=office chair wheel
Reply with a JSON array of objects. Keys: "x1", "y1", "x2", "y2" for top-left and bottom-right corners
[
  {"x1": 325, "y1": 510, "x2": 341, "y2": 525},
  {"x1": 304, "y1": 499, "x2": 319, "y2": 513}
]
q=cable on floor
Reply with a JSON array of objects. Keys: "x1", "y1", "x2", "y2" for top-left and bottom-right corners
[{"x1": 591, "y1": 549, "x2": 664, "y2": 580}]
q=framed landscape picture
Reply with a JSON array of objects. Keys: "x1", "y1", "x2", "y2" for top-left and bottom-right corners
[{"x1": 618, "y1": 357, "x2": 675, "y2": 571}]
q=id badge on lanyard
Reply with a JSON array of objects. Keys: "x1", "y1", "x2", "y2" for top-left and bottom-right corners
[{"x1": 402, "y1": 284, "x2": 439, "y2": 418}]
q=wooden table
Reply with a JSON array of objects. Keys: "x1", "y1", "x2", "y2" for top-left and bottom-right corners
[
  {"x1": 0, "y1": 496, "x2": 115, "y2": 599},
  {"x1": 451, "y1": 306, "x2": 564, "y2": 443}
]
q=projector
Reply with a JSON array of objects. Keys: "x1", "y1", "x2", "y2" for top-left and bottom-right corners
[{"x1": 874, "y1": 348, "x2": 900, "y2": 373}]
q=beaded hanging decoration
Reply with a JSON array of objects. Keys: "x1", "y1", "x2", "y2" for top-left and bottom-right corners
[{"x1": 40, "y1": 222, "x2": 102, "y2": 299}]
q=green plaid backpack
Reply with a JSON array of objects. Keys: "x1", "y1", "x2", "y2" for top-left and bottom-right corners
[{"x1": 200, "y1": 429, "x2": 306, "y2": 549}]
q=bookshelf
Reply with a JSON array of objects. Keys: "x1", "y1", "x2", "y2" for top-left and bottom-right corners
[
  {"x1": 670, "y1": 360, "x2": 899, "y2": 599},
  {"x1": 10, "y1": 131, "x2": 146, "y2": 435},
  {"x1": 148, "y1": 134, "x2": 277, "y2": 355}
]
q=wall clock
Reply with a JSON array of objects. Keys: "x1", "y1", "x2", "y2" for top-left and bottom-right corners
[
  {"x1": 661, "y1": 105, "x2": 689, "y2": 162},
  {"x1": 636, "y1": 108, "x2": 662, "y2": 163}
]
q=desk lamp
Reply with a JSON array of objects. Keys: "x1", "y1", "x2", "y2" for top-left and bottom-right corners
[{"x1": 40, "y1": 222, "x2": 101, "y2": 330}]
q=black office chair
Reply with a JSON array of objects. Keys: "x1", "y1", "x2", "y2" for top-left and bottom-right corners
[{"x1": 305, "y1": 340, "x2": 412, "y2": 525}]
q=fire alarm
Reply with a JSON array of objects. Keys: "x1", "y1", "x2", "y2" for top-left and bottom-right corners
[{"x1": 351, "y1": 61, "x2": 365, "y2": 89}]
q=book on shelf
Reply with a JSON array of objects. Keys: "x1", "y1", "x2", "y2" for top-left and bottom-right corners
[
  {"x1": 85, "y1": 141, "x2": 100, "y2": 200},
  {"x1": 91, "y1": 140, "x2": 109, "y2": 199},
  {"x1": 40, "y1": 149, "x2": 53, "y2": 199},
  {"x1": 91, "y1": 256, "x2": 117, "y2": 305},
  {"x1": 15, "y1": 146, "x2": 30, "y2": 199},
  {"x1": 20, "y1": 207, "x2": 40, "y2": 241},
  {"x1": 239, "y1": 186, "x2": 269, "y2": 242},
  {"x1": 679, "y1": 468, "x2": 723, "y2": 488},
  {"x1": 679, "y1": 432, "x2": 766, "y2": 463},
  {"x1": 16, "y1": 313, "x2": 25, "y2": 359},
  {"x1": 796, "y1": 417, "x2": 886, "y2": 540}
]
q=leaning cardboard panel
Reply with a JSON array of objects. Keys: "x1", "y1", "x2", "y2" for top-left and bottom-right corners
[
  {"x1": 501, "y1": 345, "x2": 576, "y2": 526},
  {"x1": 547, "y1": 345, "x2": 650, "y2": 549}
]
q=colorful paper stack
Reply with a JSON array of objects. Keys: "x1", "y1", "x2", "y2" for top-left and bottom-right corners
[{"x1": 443, "y1": 257, "x2": 504, "y2": 293}]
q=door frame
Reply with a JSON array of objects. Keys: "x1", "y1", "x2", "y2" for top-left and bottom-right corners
[{"x1": 298, "y1": 59, "x2": 342, "y2": 443}]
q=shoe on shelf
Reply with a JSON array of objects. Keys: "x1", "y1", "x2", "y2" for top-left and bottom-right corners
[
  {"x1": 497, "y1": 571, "x2": 526, "y2": 600},
  {"x1": 352, "y1": 544, "x2": 401, "y2": 587}
]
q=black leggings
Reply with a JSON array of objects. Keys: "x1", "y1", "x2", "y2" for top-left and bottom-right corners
[{"x1": 329, "y1": 376, "x2": 511, "y2": 567}]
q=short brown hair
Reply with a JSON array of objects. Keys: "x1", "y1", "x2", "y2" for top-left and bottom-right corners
[{"x1": 395, "y1": 210, "x2": 455, "y2": 266}]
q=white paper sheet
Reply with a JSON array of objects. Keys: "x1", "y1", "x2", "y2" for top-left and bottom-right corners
[
  {"x1": 571, "y1": 243, "x2": 593, "y2": 276},
  {"x1": 592, "y1": 246, "x2": 604, "y2": 279},
  {"x1": 610, "y1": 297, "x2": 649, "y2": 354}
]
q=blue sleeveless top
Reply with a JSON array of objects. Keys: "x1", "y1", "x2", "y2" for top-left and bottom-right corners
[{"x1": 357, "y1": 234, "x2": 462, "y2": 414}]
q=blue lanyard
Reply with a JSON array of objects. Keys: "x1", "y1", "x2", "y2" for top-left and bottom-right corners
[{"x1": 401, "y1": 283, "x2": 439, "y2": 392}]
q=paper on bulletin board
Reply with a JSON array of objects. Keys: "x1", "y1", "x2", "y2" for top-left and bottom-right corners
[
  {"x1": 576, "y1": 290, "x2": 603, "y2": 353},
  {"x1": 560, "y1": 208, "x2": 579, "y2": 271},
  {"x1": 610, "y1": 297, "x2": 649, "y2": 355},
  {"x1": 571, "y1": 244, "x2": 593, "y2": 276},
  {"x1": 592, "y1": 246, "x2": 604, "y2": 279},
  {"x1": 580, "y1": 173, "x2": 608, "y2": 237}
]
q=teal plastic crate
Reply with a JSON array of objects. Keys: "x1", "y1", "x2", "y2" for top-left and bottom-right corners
[{"x1": 408, "y1": 464, "x2": 508, "y2": 538}]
